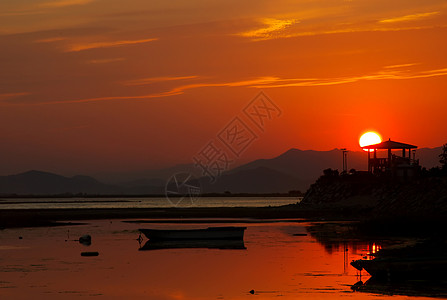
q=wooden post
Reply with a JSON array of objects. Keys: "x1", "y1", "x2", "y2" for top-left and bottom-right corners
[{"x1": 368, "y1": 150, "x2": 371, "y2": 172}]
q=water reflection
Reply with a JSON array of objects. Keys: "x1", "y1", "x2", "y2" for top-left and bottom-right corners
[
  {"x1": 305, "y1": 222, "x2": 447, "y2": 298},
  {"x1": 306, "y1": 221, "x2": 383, "y2": 265},
  {"x1": 0, "y1": 219, "x2": 441, "y2": 299},
  {"x1": 139, "y1": 239, "x2": 246, "y2": 251}
]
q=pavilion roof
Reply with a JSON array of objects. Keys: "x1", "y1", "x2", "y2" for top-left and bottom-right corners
[{"x1": 362, "y1": 139, "x2": 417, "y2": 150}]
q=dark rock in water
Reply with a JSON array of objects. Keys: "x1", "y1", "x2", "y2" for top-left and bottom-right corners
[
  {"x1": 293, "y1": 233, "x2": 307, "y2": 236},
  {"x1": 81, "y1": 251, "x2": 99, "y2": 257},
  {"x1": 18, "y1": 236, "x2": 23, "y2": 239},
  {"x1": 79, "y1": 234, "x2": 91, "y2": 246},
  {"x1": 249, "y1": 289, "x2": 255, "y2": 294},
  {"x1": 351, "y1": 280, "x2": 364, "y2": 291}
]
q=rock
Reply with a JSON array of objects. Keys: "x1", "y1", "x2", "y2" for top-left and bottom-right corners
[
  {"x1": 81, "y1": 251, "x2": 99, "y2": 257},
  {"x1": 79, "y1": 234, "x2": 92, "y2": 246}
]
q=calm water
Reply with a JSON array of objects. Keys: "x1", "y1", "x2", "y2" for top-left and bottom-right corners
[
  {"x1": 0, "y1": 197, "x2": 301, "y2": 210},
  {"x1": 0, "y1": 219, "x2": 439, "y2": 299}
]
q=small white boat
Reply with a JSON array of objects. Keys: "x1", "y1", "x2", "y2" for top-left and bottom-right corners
[{"x1": 139, "y1": 226, "x2": 246, "y2": 240}]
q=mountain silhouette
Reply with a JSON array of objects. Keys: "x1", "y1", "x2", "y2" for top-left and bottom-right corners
[
  {"x1": 0, "y1": 147, "x2": 442, "y2": 195},
  {"x1": 199, "y1": 166, "x2": 304, "y2": 193},
  {"x1": 0, "y1": 170, "x2": 118, "y2": 195}
]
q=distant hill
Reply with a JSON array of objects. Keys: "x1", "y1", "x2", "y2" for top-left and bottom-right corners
[
  {"x1": 0, "y1": 170, "x2": 115, "y2": 195},
  {"x1": 223, "y1": 147, "x2": 442, "y2": 192},
  {"x1": 0, "y1": 170, "x2": 163, "y2": 195},
  {"x1": 229, "y1": 148, "x2": 366, "y2": 182},
  {"x1": 199, "y1": 167, "x2": 304, "y2": 193},
  {"x1": 0, "y1": 147, "x2": 442, "y2": 195}
]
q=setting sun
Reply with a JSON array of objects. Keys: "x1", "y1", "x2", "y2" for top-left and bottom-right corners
[{"x1": 359, "y1": 132, "x2": 382, "y2": 150}]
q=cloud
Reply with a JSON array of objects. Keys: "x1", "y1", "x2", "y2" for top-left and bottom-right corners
[
  {"x1": 234, "y1": 9, "x2": 443, "y2": 41},
  {"x1": 236, "y1": 22, "x2": 439, "y2": 41},
  {"x1": 237, "y1": 18, "x2": 298, "y2": 40},
  {"x1": 250, "y1": 67, "x2": 447, "y2": 88},
  {"x1": 6, "y1": 77, "x2": 278, "y2": 106},
  {"x1": 278, "y1": 23, "x2": 441, "y2": 38},
  {"x1": 5, "y1": 67, "x2": 447, "y2": 106},
  {"x1": 123, "y1": 76, "x2": 198, "y2": 86},
  {"x1": 66, "y1": 38, "x2": 158, "y2": 52},
  {"x1": 35, "y1": 37, "x2": 66, "y2": 43},
  {"x1": 165, "y1": 77, "x2": 280, "y2": 94},
  {"x1": 0, "y1": 10, "x2": 46, "y2": 17},
  {"x1": 87, "y1": 58, "x2": 126, "y2": 64},
  {"x1": 384, "y1": 63, "x2": 419, "y2": 69},
  {"x1": 379, "y1": 12, "x2": 440, "y2": 24},
  {"x1": 0, "y1": 92, "x2": 31, "y2": 101},
  {"x1": 39, "y1": 0, "x2": 94, "y2": 8}
]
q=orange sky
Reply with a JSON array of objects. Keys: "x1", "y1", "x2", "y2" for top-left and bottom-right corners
[{"x1": 1, "y1": 0, "x2": 447, "y2": 175}]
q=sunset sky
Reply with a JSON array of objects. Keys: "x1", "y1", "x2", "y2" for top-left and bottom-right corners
[{"x1": 1, "y1": 0, "x2": 447, "y2": 176}]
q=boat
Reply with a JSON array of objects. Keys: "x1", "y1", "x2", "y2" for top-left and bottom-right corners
[
  {"x1": 139, "y1": 226, "x2": 246, "y2": 241},
  {"x1": 139, "y1": 239, "x2": 246, "y2": 251}
]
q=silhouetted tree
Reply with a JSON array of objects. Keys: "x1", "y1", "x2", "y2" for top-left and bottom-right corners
[
  {"x1": 323, "y1": 168, "x2": 339, "y2": 177},
  {"x1": 440, "y1": 143, "x2": 447, "y2": 169}
]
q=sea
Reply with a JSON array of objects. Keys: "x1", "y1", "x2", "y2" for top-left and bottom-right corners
[
  {"x1": 1, "y1": 218, "x2": 442, "y2": 299},
  {"x1": 1, "y1": 197, "x2": 444, "y2": 299},
  {"x1": 0, "y1": 196, "x2": 301, "y2": 210}
]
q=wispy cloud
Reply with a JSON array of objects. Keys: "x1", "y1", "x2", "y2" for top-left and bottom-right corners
[
  {"x1": 235, "y1": 9, "x2": 443, "y2": 41},
  {"x1": 66, "y1": 38, "x2": 158, "y2": 52},
  {"x1": 384, "y1": 63, "x2": 419, "y2": 69},
  {"x1": 0, "y1": 92, "x2": 31, "y2": 101},
  {"x1": 237, "y1": 22, "x2": 440, "y2": 41},
  {"x1": 7, "y1": 77, "x2": 278, "y2": 106},
  {"x1": 0, "y1": 10, "x2": 46, "y2": 17},
  {"x1": 39, "y1": 0, "x2": 94, "y2": 8},
  {"x1": 122, "y1": 76, "x2": 198, "y2": 86},
  {"x1": 280, "y1": 24, "x2": 442, "y2": 38},
  {"x1": 237, "y1": 18, "x2": 298, "y2": 40},
  {"x1": 164, "y1": 77, "x2": 281, "y2": 95},
  {"x1": 35, "y1": 37, "x2": 66, "y2": 43},
  {"x1": 87, "y1": 58, "x2": 126, "y2": 64},
  {"x1": 251, "y1": 67, "x2": 447, "y2": 88},
  {"x1": 379, "y1": 12, "x2": 440, "y2": 24},
  {"x1": 5, "y1": 67, "x2": 447, "y2": 106}
]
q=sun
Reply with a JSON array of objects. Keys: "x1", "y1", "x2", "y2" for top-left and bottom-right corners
[{"x1": 359, "y1": 132, "x2": 382, "y2": 151}]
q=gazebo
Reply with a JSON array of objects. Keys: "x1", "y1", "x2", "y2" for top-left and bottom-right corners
[{"x1": 362, "y1": 139, "x2": 419, "y2": 179}]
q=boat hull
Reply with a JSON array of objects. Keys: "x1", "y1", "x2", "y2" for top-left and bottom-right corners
[
  {"x1": 139, "y1": 226, "x2": 246, "y2": 241},
  {"x1": 139, "y1": 239, "x2": 246, "y2": 251}
]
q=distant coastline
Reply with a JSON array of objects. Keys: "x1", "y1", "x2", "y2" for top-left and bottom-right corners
[{"x1": 0, "y1": 191, "x2": 304, "y2": 199}]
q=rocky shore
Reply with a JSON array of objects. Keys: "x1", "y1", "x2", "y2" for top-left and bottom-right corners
[{"x1": 302, "y1": 169, "x2": 447, "y2": 219}]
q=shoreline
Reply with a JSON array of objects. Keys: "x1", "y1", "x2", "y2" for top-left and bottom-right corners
[
  {"x1": 2, "y1": 204, "x2": 445, "y2": 239},
  {"x1": 0, "y1": 205, "x2": 358, "y2": 228}
]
